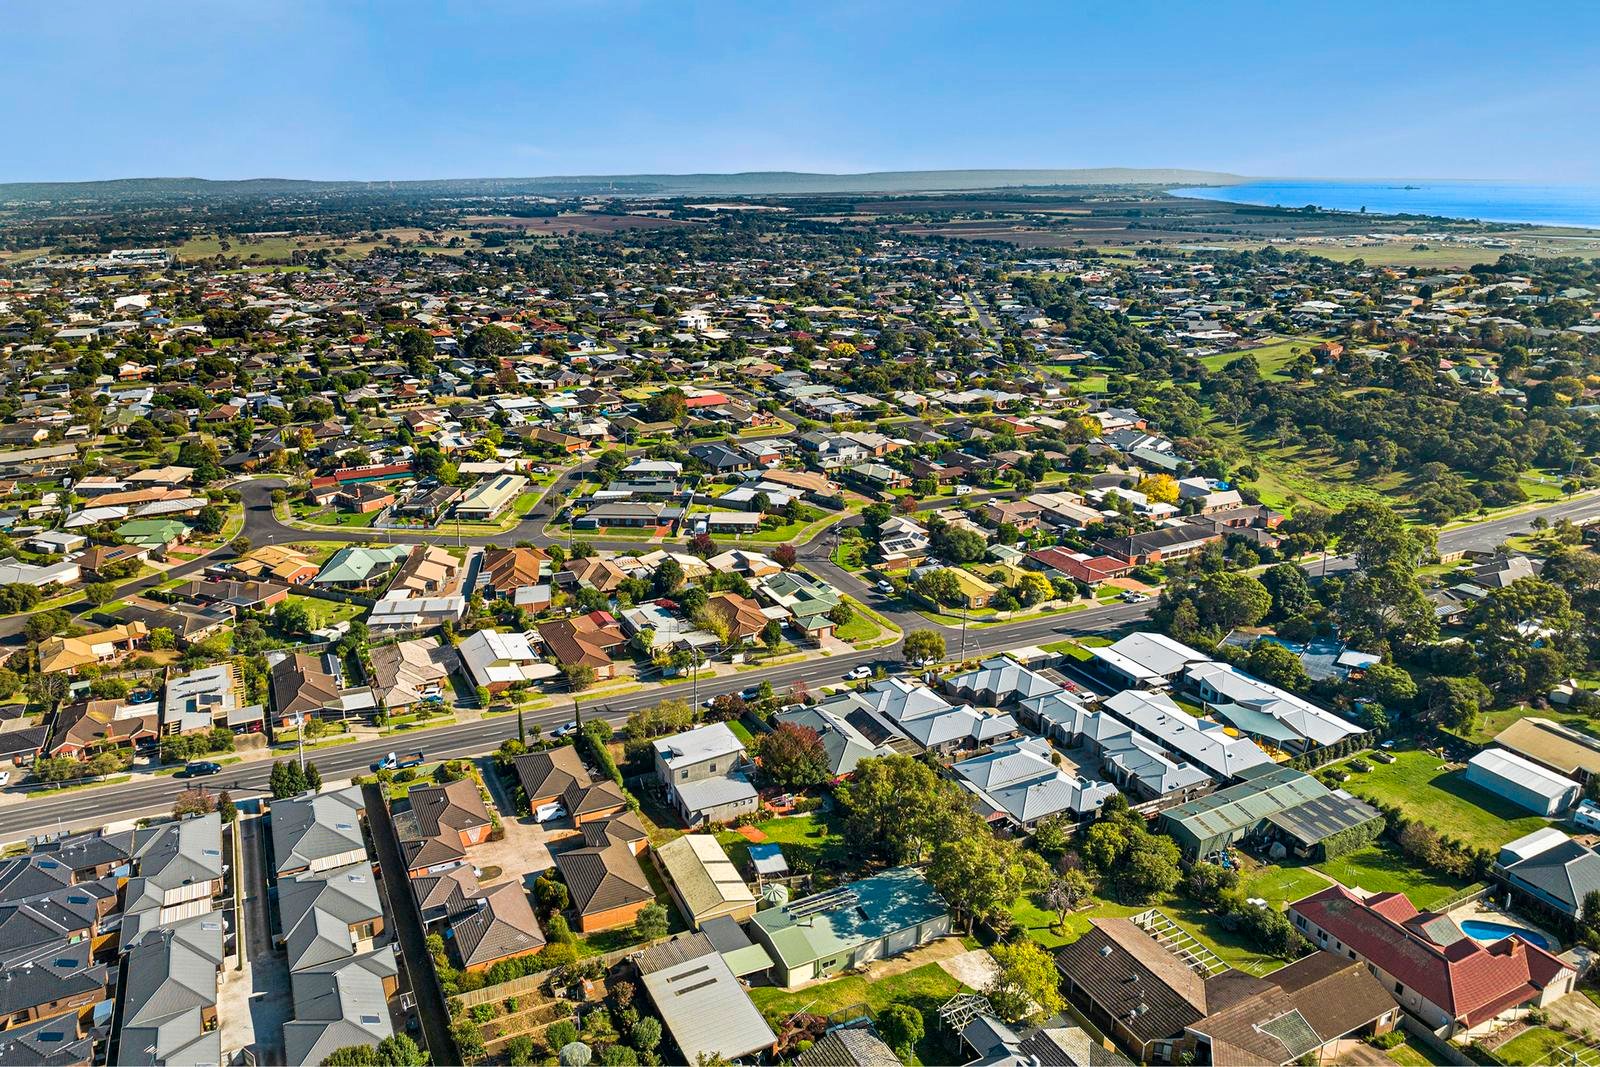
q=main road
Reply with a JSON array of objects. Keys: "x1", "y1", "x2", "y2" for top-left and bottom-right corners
[
  {"x1": 0, "y1": 595, "x2": 1147, "y2": 842},
  {"x1": 10, "y1": 470, "x2": 1587, "y2": 840}
]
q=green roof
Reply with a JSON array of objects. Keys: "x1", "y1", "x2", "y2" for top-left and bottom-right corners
[
  {"x1": 1161, "y1": 765, "x2": 1327, "y2": 842},
  {"x1": 749, "y1": 867, "x2": 947, "y2": 970},
  {"x1": 315, "y1": 544, "x2": 410, "y2": 584},
  {"x1": 115, "y1": 518, "x2": 189, "y2": 547}
]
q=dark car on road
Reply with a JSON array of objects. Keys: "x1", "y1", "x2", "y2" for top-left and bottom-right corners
[{"x1": 184, "y1": 761, "x2": 223, "y2": 777}]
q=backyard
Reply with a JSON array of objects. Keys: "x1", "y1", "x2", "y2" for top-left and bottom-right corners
[
  {"x1": 1006, "y1": 859, "x2": 1330, "y2": 977},
  {"x1": 1314, "y1": 843, "x2": 1475, "y2": 910},
  {"x1": 1331, "y1": 749, "x2": 1551, "y2": 851},
  {"x1": 715, "y1": 809, "x2": 852, "y2": 877},
  {"x1": 748, "y1": 962, "x2": 967, "y2": 1066}
]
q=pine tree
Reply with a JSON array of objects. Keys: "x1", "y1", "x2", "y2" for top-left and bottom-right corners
[
  {"x1": 217, "y1": 791, "x2": 237, "y2": 824},
  {"x1": 304, "y1": 760, "x2": 322, "y2": 793}
]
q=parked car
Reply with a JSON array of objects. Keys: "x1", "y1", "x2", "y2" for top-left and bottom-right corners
[
  {"x1": 876, "y1": 580, "x2": 894, "y2": 593},
  {"x1": 552, "y1": 721, "x2": 579, "y2": 738},
  {"x1": 534, "y1": 802, "x2": 567, "y2": 823},
  {"x1": 845, "y1": 665, "x2": 872, "y2": 680},
  {"x1": 184, "y1": 761, "x2": 222, "y2": 778},
  {"x1": 0, "y1": 770, "x2": 13, "y2": 787}
]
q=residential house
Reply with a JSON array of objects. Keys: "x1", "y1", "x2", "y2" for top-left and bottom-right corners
[
  {"x1": 748, "y1": 868, "x2": 950, "y2": 989},
  {"x1": 537, "y1": 611, "x2": 627, "y2": 680},
  {"x1": 368, "y1": 637, "x2": 456, "y2": 711},
  {"x1": 448, "y1": 882, "x2": 545, "y2": 972},
  {"x1": 635, "y1": 934, "x2": 777, "y2": 1064},
  {"x1": 270, "y1": 787, "x2": 369, "y2": 878},
  {"x1": 652, "y1": 723, "x2": 759, "y2": 827},
  {"x1": 457, "y1": 629, "x2": 559, "y2": 694},
  {"x1": 654, "y1": 834, "x2": 757, "y2": 930},
  {"x1": 1289, "y1": 884, "x2": 1574, "y2": 1038},
  {"x1": 951, "y1": 737, "x2": 1117, "y2": 830},
  {"x1": 553, "y1": 814, "x2": 655, "y2": 933},
  {"x1": 39, "y1": 622, "x2": 148, "y2": 675},
  {"x1": 513, "y1": 746, "x2": 628, "y2": 825}
]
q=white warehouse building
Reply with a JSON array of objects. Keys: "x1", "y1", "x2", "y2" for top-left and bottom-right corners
[{"x1": 1465, "y1": 748, "x2": 1580, "y2": 817}]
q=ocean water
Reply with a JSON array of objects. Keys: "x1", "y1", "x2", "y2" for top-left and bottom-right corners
[{"x1": 1170, "y1": 180, "x2": 1600, "y2": 230}]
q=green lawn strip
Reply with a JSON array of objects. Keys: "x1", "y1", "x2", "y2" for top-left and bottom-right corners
[
  {"x1": 27, "y1": 775, "x2": 132, "y2": 797},
  {"x1": 1495, "y1": 1027, "x2": 1589, "y2": 1067},
  {"x1": 154, "y1": 756, "x2": 243, "y2": 777},
  {"x1": 1385, "y1": 1040, "x2": 1449, "y2": 1066},
  {"x1": 748, "y1": 963, "x2": 966, "y2": 1066},
  {"x1": 726, "y1": 719, "x2": 755, "y2": 745},
  {"x1": 1332, "y1": 749, "x2": 1549, "y2": 851},
  {"x1": 839, "y1": 594, "x2": 900, "y2": 638},
  {"x1": 1315, "y1": 843, "x2": 1473, "y2": 910}
]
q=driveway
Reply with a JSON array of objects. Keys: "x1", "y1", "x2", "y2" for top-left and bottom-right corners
[
  {"x1": 474, "y1": 757, "x2": 578, "y2": 883},
  {"x1": 224, "y1": 813, "x2": 290, "y2": 1065},
  {"x1": 1547, "y1": 990, "x2": 1600, "y2": 1035}
]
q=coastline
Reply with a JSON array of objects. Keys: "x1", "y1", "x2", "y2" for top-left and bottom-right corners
[{"x1": 1171, "y1": 180, "x2": 1600, "y2": 231}]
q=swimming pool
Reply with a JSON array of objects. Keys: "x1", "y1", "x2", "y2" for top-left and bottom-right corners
[{"x1": 1458, "y1": 918, "x2": 1550, "y2": 949}]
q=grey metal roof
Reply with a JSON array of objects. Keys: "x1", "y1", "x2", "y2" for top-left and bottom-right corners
[
  {"x1": 278, "y1": 863, "x2": 384, "y2": 972},
  {"x1": 282, "y1": 946, "x2": 397, "y2": 1067},
  {"x1": 636, "y1": 935, "x2": 776, "y2": 1063},
  {"x1": 270, "y1": 786, "x2": 368, "y2": 874}
]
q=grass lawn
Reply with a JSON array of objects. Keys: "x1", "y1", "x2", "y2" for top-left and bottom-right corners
[
  {"x1": 292, "y1": 504, "x2": 381, "y2": 529},
  {"x1": 727, "y1": 719, "x2": 755, "y2": 745},
  {"x1": 281, "y1": 594, "x2": 367, "y2": 629},
  {"x1": 1332, "y1": 749, "x2": 1549, "y2": 851},
  {"x1": 1009, "y1": 888, "x2": 1290, "y2": 975},
  {"x1": 1450, "y1": 701, "x2": 1600, "y2": 747},
  {"x1": 748, "y1": 962, "x2": 966, "y2": 1065},
  {"x1": 1495, "y1": 1027, "x2": 1594, "y2": 1067},
  {"x1": 1315, "y1": 843, "x2": 1474, "y2": 909},
  {"x1": 1385, "y1": 1040, "x2": 1449, "y2": 1066},
  {"x1": 1203, "y1": 416, "x2": 1402, "y2": 514},
  {"x1": 1198, "y1": 335, "x2": 1325, "y2": 379},
  {"x1": 1041, "y1": 635, "x2": 1112, "y2": 659},
  {"x1": 1239, "y1": 862, "x2": 1332, "y2": 909},
  {"x1": 715, "y1": 810, "x2": 850, "y2": 875},
  {"x1": 835, "y1": 611, "x2": 882, "y2": 644}
]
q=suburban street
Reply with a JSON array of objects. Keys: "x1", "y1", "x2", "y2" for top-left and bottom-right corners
[
  {"x1": 3, "y1": 469, "x2": 1587, "y2": 843},
  {"x1": 0, "y1": 589, "x2": 1146, "y2": 842}
]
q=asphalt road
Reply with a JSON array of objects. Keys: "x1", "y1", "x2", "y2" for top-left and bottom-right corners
[
  {"x1": 0, "y1": 592, "x2": 1146, "y2": 842},
  {"x1": 12, "y1": 468, "x2": 1583, "y2": 840},
  {"x1": 1308, "y1": 490, "x2": 1600, "y2": 576}
]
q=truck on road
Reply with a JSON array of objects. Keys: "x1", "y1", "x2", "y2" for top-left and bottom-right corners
[{"x1": 370, "y1": 751, "x2": 425, "y2": 772}]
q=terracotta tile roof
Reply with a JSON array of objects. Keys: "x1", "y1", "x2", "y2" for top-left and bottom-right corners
[{"x1": 1289, "y1": 885, "x2": 1571, "y2": 1025}]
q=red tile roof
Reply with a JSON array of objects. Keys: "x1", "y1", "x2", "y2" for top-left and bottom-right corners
[{"x1": 1290, "y1": 885, "x2": 1571, "y2": 1025}]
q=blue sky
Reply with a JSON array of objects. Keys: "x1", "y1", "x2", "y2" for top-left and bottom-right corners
[{"x1": 5, "y1": 0, "x2": 1598, "y2": 183}]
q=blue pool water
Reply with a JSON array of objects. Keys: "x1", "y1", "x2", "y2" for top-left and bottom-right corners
[{"x1": 1458, "y1": 918, "x2": 1550, "y2": 949}]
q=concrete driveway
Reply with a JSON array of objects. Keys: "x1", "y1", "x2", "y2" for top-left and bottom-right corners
[{"x1": 474, "y1": 757, "x2": 578, "y2": 884}]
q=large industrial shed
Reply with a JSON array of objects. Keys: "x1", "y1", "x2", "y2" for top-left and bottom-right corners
[
  {"x1": 1159, "y1": 764, "x2": 1382, "y2": 861},
  {"x1": 1465, "y1": 748, "x2": 1580, "y2": 817},
  {"x1": 748, "y1": 867, "x2": 950, "y2": 988}
]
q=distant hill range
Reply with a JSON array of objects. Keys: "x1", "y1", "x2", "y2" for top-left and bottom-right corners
[{"x1": 0, "y1": 168, "x2": 1248, "y2": 202}]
